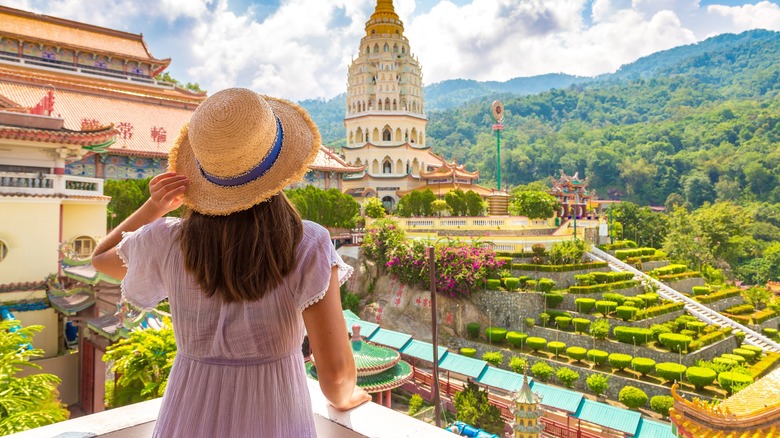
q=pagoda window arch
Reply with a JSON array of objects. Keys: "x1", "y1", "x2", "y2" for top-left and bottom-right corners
[
  {"x1": 368, "y1": 98, "x2": 374, "y2": 110},
  {"x1": 406, "y1": 160, "x2": 411, "y2": 174},
  {"x1": 373, "y1": 44, "x2": 379, "y2": 53},
  {"x1": 378, "y1": 100, "x2": 383, "y2": 110},
  {"x1": 393, "y1": 44, "x2": 399, "y2": 53},
  {"x1": 412, "y1": 158, "x2": 420, "y2": 175},
  {"x1": 365, "y1": 130, "x2": 370, "y2": 142},
  {"x1": 365, "y1": 46, "x2": 370, "y2": 55},
  {"x1": 382, "y1": 158, "x2": 392, "y2": 174},
  {"x1": 404, "y1": 130, "x2": 409, "y2": 142},
  {"x1": 411, "y1": 128, "x2": 417, "y2": 143},
  {"x1": 395, "y1": 128, "x2": 402, "y2": 142},
  {"x1": 0, "y1": 239, "x2": 7, "y2": 262},
  {"x1": 383, "y1": 43, "x2": 389, "y2": 52},
  {"x1": 396, "y1": 159, "x2": 403, "y2": 174},
  {"x1": 372, "y1": 159, "x2": 380, "y2": 174},
  {"x1": 354, "y1": 157, "x2": 362, "y2": 166},
  {"x1": 372, "y1": 128, "x2": 380, "y2": 142},
  {"x1": 355, "y1": 128, "x2": 363, "y2": 143},
  {"x1": 349, "y1": 131, "x2": 354, "y2": 144},
  {"x1": 402, "y1": 46, "x2": 406, "y2": 54},
  {"x1": 393, "y1": 99, "x2": 397, "y2": 110},
  {"x1": 382, "y1": 125, "x2": 392, "y2": 141},
  {"x1": 385, "y1": 98, "x2": 390, "y2": 109}
]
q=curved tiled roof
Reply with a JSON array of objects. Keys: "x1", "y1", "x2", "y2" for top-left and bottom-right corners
[
  {"x1": 307, "y1": 360, "x2": 413, "y2": 394},
  {"x1": 351, "y1": 340, "x2": 400, "y2": 375},
  {"x1": 0, "y1": 5, "x2": 167, "y2": 64},
  {"x1": 311, "y1": 148, "x2": 366, "y2": 173}
]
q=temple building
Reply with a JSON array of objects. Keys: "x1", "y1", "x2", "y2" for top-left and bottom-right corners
[
  {"x1": 550, "y1": 171, "x2": 594, "y2": 219},
  {"x1": 511, "y1": 372, "x2": 543, "y2": 438},
  {"x1": 341, "y1": 0, "x2": 488, "y2": 210}
]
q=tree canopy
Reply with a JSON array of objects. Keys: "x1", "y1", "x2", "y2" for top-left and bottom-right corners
[{"x1": 286, "y1": 186, "x2": 360, "y2": 228}]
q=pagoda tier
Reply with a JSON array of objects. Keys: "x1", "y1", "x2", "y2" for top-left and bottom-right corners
[
  {"x1": 419, "y1": 159, "x2": 479, "y2": 182},
  {"x1": 549, "y1": 170, "x2": 593, "y2": 218}
]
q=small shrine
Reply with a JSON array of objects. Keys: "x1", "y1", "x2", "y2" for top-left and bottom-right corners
[
  {"x1": 397, "y1": 158, "x2": 493, "y2": 199},
  {"x1": 549, "y1": 171, "x2": 593, "y2": 219},
  {"x1": 510, "y1": 371, "x2": 543, "y2": 438},
  {"x1": 307, "y1": 324, "x2": 412, "y2": 408}
]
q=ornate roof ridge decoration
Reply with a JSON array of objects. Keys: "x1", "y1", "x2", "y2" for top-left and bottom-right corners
[
  {"x1": 343, "y1": 141, "x2": 430, "y2": 150},
  {"x1": 551, "y1": 170, "x2": 589, "y2": 188},
  {"x1": 419, "y1": 157, "x2": 479, "y2": 179},
  {"x1": 0, "y1": 124, "x2": 117, "y2": 146},
  {"x1": 0, "y1": 192, "x2": 111, "y2": 201},
  {"x1": 310, "y1": 146, "x2": 367, "y2": 173},
  {"x1": 0, "y1": 280, "x2": 47, "y2": 293},
  {"x1": 0, "y1": 66, "x2": 205, "y2": 106},
  {"x1": 0, "y1": 5, "x2": 170, "y2": 72}
]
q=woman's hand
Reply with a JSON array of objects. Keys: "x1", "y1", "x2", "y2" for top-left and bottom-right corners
[
  {"x1": 332, "y1": 386, "x2": 372, "y2": 412},
  {"x1": 146, "y1": 172, "x2": 188, "y2": 216}
]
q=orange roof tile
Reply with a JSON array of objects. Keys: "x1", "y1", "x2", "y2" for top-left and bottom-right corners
[
  {"x1": 311, "y1": 147, "x2": 366, "y2": 173},
  {"x1": 420, "y1": 159, "x2": 479, "y2": 179},
  {"x1": 0, "y1": 74, "x2": 194, "y2": 157},
  {"x1": 0, "y1": 5, "x2": 165, "y2": 63},
  {"x1": 720, "y1": 366, "x2": 780, "y2": 416},
  {"x1": 0, "y1": 193, "x2": 111, "y2": 201}
]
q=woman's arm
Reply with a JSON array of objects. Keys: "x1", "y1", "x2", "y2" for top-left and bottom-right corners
[
  {"x1": 92, "y1": 172, "x2": 188, "y2": 278},
  {"x1": 303, "y1": 266, "x2": 371, "y2": 411}
]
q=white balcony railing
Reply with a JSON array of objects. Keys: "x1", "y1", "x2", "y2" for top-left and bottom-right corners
[
  {"x1": 8, "y1": 379, "x2": 453, "y2": 438},
  {"x1": 0, "y1": 172, "x2": 103, "y2": 196}
]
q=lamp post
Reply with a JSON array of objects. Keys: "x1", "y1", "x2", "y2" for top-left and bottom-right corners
[
  {"x1": 632, "y1": 336, "x2": 636, "y2": 369},
  {"x1": 491, "y1": 101, "x2": 504, "y2": 191},
  {"x1": 488, "y1": 309, "x2": 492, "y2": 345}
]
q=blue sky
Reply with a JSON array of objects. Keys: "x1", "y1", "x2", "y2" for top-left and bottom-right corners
[{"x1": 2, "y1": 0, "x2": 779, "y2": 101}]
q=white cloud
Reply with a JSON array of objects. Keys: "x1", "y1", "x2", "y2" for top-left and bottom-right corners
[{"x1": 1, "y1": 0, "x2": 779, "y2": 99}]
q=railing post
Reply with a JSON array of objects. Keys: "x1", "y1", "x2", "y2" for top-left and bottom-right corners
[{"x1": 429, "y1": 246, "x2": 442, "y2": 428}]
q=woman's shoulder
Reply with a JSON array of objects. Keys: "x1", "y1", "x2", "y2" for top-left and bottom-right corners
[{"x1": 301, "y1": 220, "x2": 329, "y2": 243}]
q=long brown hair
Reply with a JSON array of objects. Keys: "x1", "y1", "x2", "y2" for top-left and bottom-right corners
[{"x1": 179, "y1": 193, "x2": 303, "y2": 303}]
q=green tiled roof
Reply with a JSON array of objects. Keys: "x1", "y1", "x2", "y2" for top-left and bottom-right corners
[
  {"x1": 352, "y1": 340, "x2": 399, "y2": 372},
  {"x1": 63, "y1": 263, "x2": 121, "y2": 286},
  {"x1": 307, "y1": 360, "x2": 413, "y2": 393},
  {"x1": 528, "y1": 382, "x2": 583, "y2": 413},
  {"x1": 476, "y1": 367, "x2": 530, "y2": 393},
  {"x1": 367, "y1": 328, "x2": 413, "y2": 350},
  {"x1": 634, "y1": 419, "x2": 674, "y2": 438},
  {"x1": 438, "y1": 353, "x2": 487, "y2": 378},
  {"x1": 399, "y1": 339, "x2": 448, "y2": 363},
  {"x1": 345, "y1": 317, "x2": 380, "y2": 338},
  {"x1": 573, "y1": 399, "x2": 641, "y2": 435},
  {"x1": 47, "y1": 289, "x2": 95, "y2": 315}
]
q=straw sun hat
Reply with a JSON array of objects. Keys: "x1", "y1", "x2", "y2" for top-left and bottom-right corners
[{"x1": 169, "y1": 88, "x2": 321, "y2": 215}]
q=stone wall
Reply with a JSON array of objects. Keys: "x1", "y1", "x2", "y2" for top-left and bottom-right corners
[
  {"x1": 541, "y1": 309, "x2": 686, "y2": 332},
  {"x1": 697, "y1": 295, "x2": 744, "y2": 312},
  {"x1": 511, "y1": 266, "x2": 612, "y2": 288},
  {"x1": 452, "y1": 338, "x2": 712, "y2": 402},
  {"x1": 558, "y1": 285, "x2": 645, "y2": 309},
  {"x1": 758, "y1": 315, "x2": 780, "y2": 331},
  {"x1": 662, "y1": 277, "x2": 706, "y2": 294},
  {"x1": 472, "y1": 290, "x2": 546, "y2": 330},
  {"x1": 640, "y1": 260, "x2": 669, "y2": 271},
  {"x1": 520, "y1": 326, "x2": 737, "y2": 366}
]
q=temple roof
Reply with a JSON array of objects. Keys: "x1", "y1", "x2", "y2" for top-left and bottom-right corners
[
  {"x1": 513, "y1": 373, "x2": 537, "y2": 404},
  {"x1": 0, "y1": 67, "x2": 198, "y2": 157},
  {"x1": 0, "y1": 5, "x2": 169, "y2": 68},
  {"x1": 47, "y1": 288, "x2": 95, "y2": 315},
  {"x1": 419, "y1": 158, "x2": 479, "y2": 180},
  {"x1": 720, "y1": 365, "x2": 780, "y2": 416},
  {"x1": 551, "y1": 170, "x2": 590, "y2": 188},
  {"x1": 310, "y1": 147, "x2": 366, "y2": 173}
]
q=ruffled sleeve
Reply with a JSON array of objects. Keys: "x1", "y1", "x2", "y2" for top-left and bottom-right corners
[
  {"x1": 293, "y1": 221, "x2": 353, "y2": 311},
  {"x1": 115, "y1": 217, "x2": 178, "y2": 310}
]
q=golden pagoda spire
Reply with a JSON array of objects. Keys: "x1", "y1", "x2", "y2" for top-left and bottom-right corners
[{"x1": 366, "y1": 0, "x2": 403, "y2": 35}]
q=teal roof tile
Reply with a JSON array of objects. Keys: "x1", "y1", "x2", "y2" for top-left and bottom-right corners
[
  {"x1": 345, "y1": 317, "x2": 380, "y2": 338},
  {"x1": 399, "y1": 339, "x2": 448, "y2": 363},
  {"x1": 438, "y1": 353, "x2": 487, "y2": 378},
  {"x1": 476, "y1": 367, "x2": 530, "y2": 393},
  {"x1": 367, "y1": 328, "x2": 413, "y2": 350},
  {"x1": 529, "y1": 382, "x2": 583, "y2": 413},
  {"x1": 342, "y1": 309, "x2": 360, "y2": 320},
  {"x1": 573, "y1": 399, "x2": 641, "y2": 435},
  {"x1": 634, "y1": 419, "x2": 675, "y2": 438}
]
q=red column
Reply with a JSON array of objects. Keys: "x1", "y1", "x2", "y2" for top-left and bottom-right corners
[
  {"x1": 377, "y1": 391, "x2": 382, "y2": 405},
  {"x1": 385, "y1": 390, "x2": 391, "y2": 408}
]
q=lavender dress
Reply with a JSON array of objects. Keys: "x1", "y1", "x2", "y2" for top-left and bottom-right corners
[{"x1": 117, "y1": 218, "x2": 351, "y2": 437}]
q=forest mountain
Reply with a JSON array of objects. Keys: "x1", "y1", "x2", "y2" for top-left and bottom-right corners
[{"x1": 299, "y1": 29, "x2": 780, "y2": 208}]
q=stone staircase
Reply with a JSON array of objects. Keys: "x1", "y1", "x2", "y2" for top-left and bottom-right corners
[{"x1": 587, "y1": 247, "x2": 780, "y2": 353}]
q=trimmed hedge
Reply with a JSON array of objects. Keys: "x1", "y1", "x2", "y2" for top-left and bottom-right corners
[
  {"x1": 482, "y1": 351, "x2": 504, "y2": 366},
  {"x1": 615, "y1": 248, "x2": 657, "y2": 261},
  {"x1": 587, "y1": 349, "x2": 609, "y2": 365},
  {"x1": 636, "y1": 293, "x2": 659, "y2": 307},
  {"x1": 733, "y1": 348, "x2": 757, "y2": 362},
  {"x1": 603, "y1": 293, "x2": 627, "y2": 305},
  {"x1": 531, "y1": 361, "x2": 554, "y2": 382},
  {"x1": 694, "y1": 288, "x2": 741, "y2": 304},
  {"x1": 538, "y1": 278, "x2": 556, "y2": 292},
  {"x1": 504, "y1": 277, "x2": 520, "y2": 291},
  {"x1": 616, "y1": 306, "x2": 639, "y2": 321},
  {"x1": 720, "y1": 354, "x2": 747, "y2": 364},
  {"x1": 486, "y1": 279, "x2": 501, "y2": 290},
  {"x1": 466, "y1": 322, "x2": 480, "y2": 339},
  {"x1": 460, "y1": 347, "x2": 476, "y2": 358},
  {"x1": 595, "y1": 300, "x2": 617, "y2": 315},
  {"x1": 689, "y1": 327, "x2": 733, "y2": 351},
  {"x1": 545, "y1": 293, "x2": 564, "y2": 308},
  {"x1": 764, "y1": 328, "x2": 778, "y2": 338},
  {"x1": 575, "y1": 298, "x2": 596, "y2": 313},
  {"x1": 741, "y1": 344, "x2": 763, "y2": 357},
  {"x1": 572, "y1": 318, "x2": 591, "y2": 333},
  {"x1": 686, "y1": 321, "x2": 707, "y2": 333},
  {"x1": 692, "y1": 286, "x2": 711, "y2": 296},
  {"x1": 614, "y1": 327, "x2": 654, "y2": 345},
  {"x1": 608, "y1": 353, "x2": 633, "y2": 370},
  {"x1": 650, "y1": 395, "x2": 674, "y2": 417},
  {"x1": 659, "y1": 333, "x2": 693, "y2": 352},
  {"x1": 566, "y1": 346, "x2": 587, "y2": 362},
  {"x1": 568, "y1": 280, "x2": 639, "y2": 294},
  {"x1": 631, "y1": 358, "x2": 656, "y2": 376},
  {"x1": 548, "y1": 341, "x2": 567, "y2": 356},
  {"x1": 555, "y1": 316, "x2": 572, "y2": 330},
  {"x1": 485, "y1": 327, "x2": 508, "y2": 343},
  {"x1": 725, "y1": 303, "x2": 754, "y2": 315},
  {"x1": 753, "y1": 308, "x2": 778, "y2": 324},
  {"x1": 526, "y1": 337, "x2": 548, "y2": 352},
  {"x1": 506, "y1": 331, "x2": 528, "y2": 348},
  {"x1": 600, "y1": 240, "x2": 637, "y2": 250},
  {"x1": 718, "y1": 372, "x2": 753, "y2": 394},
  {"x1": 651, "y1": 264, "x2": 688, "y2": 276},
  {"x1": 655, "y1": 362, "x2": 687, "y2": 382},
  {"x1": 619, "y1": 386, "x2": 648, "y2": 409},
  {"x1": 556, "y1": 367, "x2": 579, "y2": 389},
  {"x1": 714, "y1": 357, "x2": 738, "y2": 367},
  {"x1": 685, "y1": 366, "x2": 717, "y2": 389},
  {"x1": 633, "y1": 302, "x2": 685, "y2": 320},
  {"x1": 512, "y1": 261, "x2": 608, "y2": 272}
]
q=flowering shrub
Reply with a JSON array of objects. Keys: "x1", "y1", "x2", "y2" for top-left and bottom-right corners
[{"x1": 364, "y1": 219, "x2": 505, "y2": 298}]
